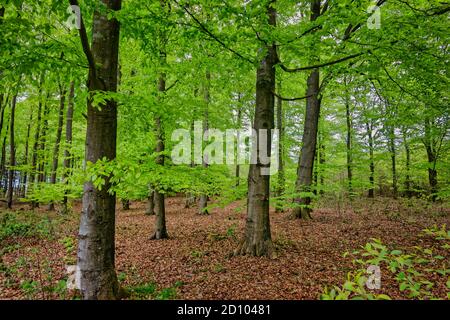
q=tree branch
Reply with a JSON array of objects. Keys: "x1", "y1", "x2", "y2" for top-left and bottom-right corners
[
  {"x1": 273, "y1": 92, "x2": 314, "y2": 101},
  {"x1": 173, "y1": 0, "x2": 254, "y2": 64},
  {"x1": 278, "y1": 52, "x2": 365, "y2": 73},
  {"x1": 68, "y1": 0, "x2": 97, "y2": 77}
]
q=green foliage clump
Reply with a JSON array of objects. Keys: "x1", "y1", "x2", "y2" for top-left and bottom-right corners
[{"x1": 321, "y1": 225, "x2": 450, "y2": 300}]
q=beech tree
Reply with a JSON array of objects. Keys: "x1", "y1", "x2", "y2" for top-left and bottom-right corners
[{"x1": 69, "y1": 0, "x2": 122, "y2": 299}]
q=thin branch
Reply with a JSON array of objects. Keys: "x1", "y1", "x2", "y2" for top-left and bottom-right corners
[
  {"x1": 278, "y1": 52, "x2": 365, "y2": 73},
  {"x1": 173, "y1": 0, "x2": 254, "y2": 64},
  {"x1": 68, "y1": 0, "x2": 96, "y2": 77},
  {"x1": 273, "y1": 92, "x2": 313, "y2": 101},
  {"x1": 165, "y1": 79, "x2": 179, "y2": 92}
]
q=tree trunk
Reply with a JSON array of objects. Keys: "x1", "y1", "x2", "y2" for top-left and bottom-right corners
[
  {"x1": 6, "y1": 95, "x2": 16, "y2": 209},
  {"x1": 151, "y1": 116, "x2": 168, "y2": 239},
  {"x1": 150, "y1": 11, "x2": 169, "y2": 239},
  {"x1": 38, "y1": 99, "x2": 50, "y2": 183},
  {"x1": 292, "y1": 0, "x2": 322, "y2": 220},
  {"x1": 389, "y1": 127, "x2": 397, "y2": 199},
  {"x1": 30, "y1": 79, "x2": 44, "y2": 209},
  {"x1": 319, "y1": 134, "x2": 325, "y2": 195},
  {"x1": 402, "y1": 128, "x2": 412, "y2": 198},
  {"x1": 0, "y1": 94, "x2": 8, "y2": 193},
  {"x1": 21, "y1": 109, "x2": 33, "y2": 197},
  {"x1": 235, "y1": 94, "x2": 242, "y2": 187},
  {"x1": 292, "y1": 70, "x2": 320, "y2": 219},
  {"x1": 62, "y1": 81, "x2": 75, "y2": 213},
  {"x1": 145, "y1": 189, "x2": 155, "y2": 215},
  {"x1": 345, "y1": 86, "x2": 353, "y2": 195},
  {"x1": 275, "y1": 81, "x2": 285, "y2": 213},
  {"x1": 235, "y1": 1, "x2": 276, "y2": 258},
  {"x1": 366, "y1": 121, "x2": 375, "y2": 198},
  {"x1": 48, "y1": 85, "x2": 66, "y2": 211},
  {"x1": 0, "y1": 129, "x2": 7, "y2": 195},
  {"x1": 424, "y1": 117, "x2": 438, "y2": 201},
  {"x1": 76, "y1": 0, "x2": 122, "y2": 300},
  {"x1": 121, "y1": 199, "x2": 130, "y2": 210},
  {"x1": 198, "y1": 71, "x2": 210, "y2": 215}
]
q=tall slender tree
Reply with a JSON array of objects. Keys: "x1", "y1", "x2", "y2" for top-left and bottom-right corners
[
  {"x1": 291, "y1": 0, "x2": 321, "y2": 220},
  {"x1": 48, "y1": 83, "x2": 66, "y2": 211},
  {"x1": 62, "y1": 81, "x2": 75, "y2": 213},
  {"x1": 70, "y1": 0, "x2": 122, "y2": 299},
  {"x1": 6, "y1": 95, "x2": 16, "y2": 209},
  {"x1": 235, "y1": 0, "x2": 276, "y2": 257}
]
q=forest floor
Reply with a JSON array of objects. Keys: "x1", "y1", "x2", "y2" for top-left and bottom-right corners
[{"x1": 0, "y1": 196, "x2": 449, "y2": 300}]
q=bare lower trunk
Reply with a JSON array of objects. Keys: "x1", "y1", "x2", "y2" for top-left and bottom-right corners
[
  {"x1": 75, "y1": 0, "x2": 122, "y2": 300},
  {"x1": 275, "y1": 81, "x2": 285, "y2": 213},
  {"x1": 31, "y1": 81, "x2": 44, "y2": 209},
  {"x1": 402, "y1": 128, "x2": 412, "y2": 198},
  {"x1": 145, "y1": 189, "x2": 155, "y2": 215},
  {"x1": 62, "y1": 81, "x2": 75, "y2": 214},
  {"x1": 38, "y1": 100, "x2": 50, "y2": 183},
  {"x1": 198, "y1": 71, "x2": 210, "y2": 215},
  {"x1": 345, "y1": 87, "x2": 353, "y2": 195},
  {"x1": 424, "y1": 118, "x2": 438, "y2": 201},
  {"x1": 366, "y1": 121, "x2": 375, "y2": 198},
  {"x1": 292, "y1": 0, "x2": 322, "y2": 220},
  {"x1": 48, "y1": 85, "x2": 66, "y2": 211},
  {"x1": 150, "y1": 20, "x2": 169, "y2": 238},
  {"x1": 235, "y1": 97, "x2": 242, "y2": 187},
  {"x1": 389, "y1": 128, "x2": 397, "y2": 199},
  {"x1": 6, "y1": 95, "x2": 17, "y2": 209},
  {"x1": 292, "y1": 70, "x2": 320, "y2": 220},
  {"x1": 0, "y1": 94, "x2": 8, "y2": 194},
  {"x1": 235, "y1": 1, "x2": 276, "y2": 258},
  {"x1": 121, "y1": 199, "x2": 130, "y2": 210},
  {"x1": 21, "y1": 110, "x2": 33, "y2": 197}
]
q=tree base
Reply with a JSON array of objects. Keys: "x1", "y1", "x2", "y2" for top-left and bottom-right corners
[
  {"x1": 290, "y1": 208, "x2": 312, "y2": 220},
  {"x1": 234, "y1": 238, "x2": 276, "y2": 258},
  {"x1": 150, "y1": 230, "x2": 168, "y2": 240}
]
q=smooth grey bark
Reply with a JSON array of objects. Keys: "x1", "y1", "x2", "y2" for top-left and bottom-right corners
[
  {"x1": 423, "y1": 117, "x2": 438, "y2": 201},
  {"x1": 235, "y1": 1, "x2": 276, "y2": 258},
  {"x1": 38, "y1": 99, "x2": 50, "y2": 183},
  {"x1": 145, "y1": 189, "x2": 155, "y2": 215},
  {"x1": 235, "y1": 95, "x2": 242, "y2": 187},
  {"x1": 318, "y1": 131, "x2": 325, "y2": 195},
  {"x1": 198, "y1": 71, "x2": 210, "y2": 215},
  {"x1": 0, "y1": 94, "x2": 8, "y2": 193},
  {"x1": 6, "y1": 95, "x2": 16, "y2": 209},
  {"x1": 30, "y1": 84, "x2": 43, "y2": 209},
  {"x1": 388, "y1": 127, "x2": 397, "y2": 199},
  {"x1": 275, "y1": 81, "x2": 285, "y2": 212},
  {"x1": 0, "y1": 123, "x2": 8, "y2": 195},
  {"x1": 150, "y1": 115, "x2": 168, "y2": 239},
  {"x1": 292, "y1": 0, "x2": 322, "y2": 220},
  {"x1": 184, "y1": 109, "x2": 196, "y2": 208},
  {"x1": 292, "y1": 69, "x2": 320, "y2": 219},
  {"x1": 48, "y1": 85, "x2": 66, "y2": 211},
  {"x1": 345, "y1": 85, "x2": 353, "y2": 195},
  {"x1": 62, "y1": 81, "x2": 75, "y2": 213},
  {"x1": 73, "y1": 0, "x2": 122, "y2": 300},
  {"x1": 366, "y1": 120, "x2": 375, "y2": 198},
  {"x1": 21, "y1": 109, "x2": 33, "y2": 197},
  {"x1": 402, "y1": 128, "x2": 412, "y2": 198},
  {"x1": 150, "y1": 7, "x2": 169, "y2": 239}
]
